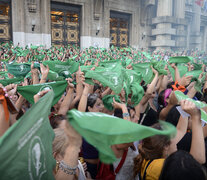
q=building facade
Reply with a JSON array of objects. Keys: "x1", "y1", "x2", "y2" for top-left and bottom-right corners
[{"x1": 0, "y1": 0, "x2": 207, "y2": 50}]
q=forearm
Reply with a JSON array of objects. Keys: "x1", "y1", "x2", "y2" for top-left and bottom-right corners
[
  {"x1": 159, "y1": 75, "x2": 168, "y2": 93},
  {"x1": 32, "y1": 72, "x2": 39, "y2": 85},
  {"x1": 78, "y1": 87, "x2": 89, "y2": 112},
  {"x1": 101, "y1": 87, "x2": 111, "y2": 97},
  {"x1": 122, "y1": 106, "x2": 130, "y2": 121},
  {"x1": 55, "y1": 146, "x2": 80, "y2": 180},
  {"x1": 69, "y1": 96, "x2": 80, "y2": 110},
  {"x1": 174, "y1": 67, "x2": 181, "y2": 83},
  {"x1": 187, "y1": 85, "x2": 197, "y2": 99},
  {"x1": 190, "y1": 115, "x2": 206, "y2": 164},
  {"x1": 159, "y1": 104, "x2": 174, "y2": 120},
  {"x1": 15, "y1": 95, "x2": 25, "y2": 111},
  {"x1": 147, "y1": 74, "x2": 158, "y2": 94},
  {"x1": 175, "y1": 116, "x2": 188, "y2": 144},
  {"x1": 40, "y1": 74, "x2": 47, "y2": 84},
  {"x1": 58, "y1": 89, "x2": 74, "y2": 115}
]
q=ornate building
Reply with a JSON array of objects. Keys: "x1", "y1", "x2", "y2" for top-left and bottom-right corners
[{"x1": 0, "y1": 0, "x2": 207, "y2": 50}]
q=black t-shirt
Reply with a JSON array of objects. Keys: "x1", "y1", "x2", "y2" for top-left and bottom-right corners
[
  {"x1": 139, "y1": 107, "x2": 158, "y2": 126},
  {"x1": 177, "y1": 132, "x2": 207, "y2": 168}
]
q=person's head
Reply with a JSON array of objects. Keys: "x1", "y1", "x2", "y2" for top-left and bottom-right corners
[
  {"x1": 158, "y1": 88, "x2": 172, "y2": 109},
  {"x1": 86, "y1": 93, "x2": 104, "y2": 113},
  {"x1": 52, "y1": 128, "x2": 69, "y2": 161},
  {"x1": 49, "y1": 114, "x2": 66, "y2": 129},
  {"x1": 133, "y1": 123, "x2": 176, "y2": 178},
  {"x1": 165, "y1": 105, "x2": 180, "y2": 126},
  {"x1": 159, "y1": 150, "x2": 207, "y2": 180}
]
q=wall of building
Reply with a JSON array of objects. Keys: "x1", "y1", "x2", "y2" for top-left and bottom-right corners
[
  {"x1": 10, "y1": 0, "x2": 207, "y2": 50},
  {"x1": 12, "y1": 0, "x2": 51, "y2": 48}
]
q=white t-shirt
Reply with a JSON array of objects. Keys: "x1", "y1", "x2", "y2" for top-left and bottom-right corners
[{"x1": 113, "y1": 145, "x2": 139, "y2": 180}]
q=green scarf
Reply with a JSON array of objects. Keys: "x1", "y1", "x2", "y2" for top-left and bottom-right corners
[
  {"x1": 102, "y1": 95, "x2": 121, "y2": 111},
  {"x1": 6, "y1": 63, "x2": 31, "y2": 77},
  {"x1": 0, "y1": 91, "x2": 55, "y2": 179},
  {"x1": 0, "y1": 77, "x2": 24, "y2": 86},
  {"x1": 17, "y1": 81, "x2": 67, "y2": 106},
  {"x1": 67, "y1": 110, "x2": 176, "y2": 163},
  {"x1": 85, "y1": 64, "x2": 124, "y2": 94}
]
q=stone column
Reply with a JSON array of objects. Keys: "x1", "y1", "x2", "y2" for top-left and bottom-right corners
[
  {"x1": 151, "y1": 0, "x2": 176, "y2": 50},
  {"x1": 203, "y1": 26, "x2": 207, "y2": 51},
  {"x1": 190, "y1": 3, "x2": 201, "y2": 49},
  {"x1": 174, "y1": 0, "x2": 187, "y2": 50},
  {"x1": 40, "y1": 0, "x2": 51, "y2": 48},
  {"x1": 12, "y1": 0, "x2": 26, "y2": 47}
]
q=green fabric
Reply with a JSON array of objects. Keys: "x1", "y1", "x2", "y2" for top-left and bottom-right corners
[
  {"x1": 85, "y1": 64, "x2": 124, "y2": 94},
  {"x1": 0, "y1": 77, "x2": 24, "y2": 86},
  {"x1": 168, "y1": 65, "x2": 188, "y2": 81},
  {"x1": 174, "y1": 91, "x2": 207, "y2": 122},
  {"x1": 34, "y1": 54, "x2": 45, "y2": 62},
  {"x1": 193, "y1": 63, "x2": 202, "y2": 70},
  {"x1": 0, "y1": 91, "x2": 55, "y2": 180},
  {"x1": 175, "y1": 91, "x2": 207, "y2": 109},
  {"x1": 130, "y1": 83, "x2": 144, "y2": 106},
  {"x1": 169, "y1": 56, "x2": 191, "y2": 64},
  {"x1": 6, "y1": 63, "x2": 31, "y2": 77},
  {"x1": 99, "y1": 60, "x2": 121, "y2": 68},
  {"x1": 47, "y1": 70, "x2": 65, "y2": 81},
  {"x1": 102, "y1": 95, "x2": 121, "y2": 111},
  {"x1": 132, "y1": 63, "x2": 154, "y2": 85},
  {"x1": 17, "y1": 81, "x2": 67, "y2": 106},
  {"x1": 185, "y1": 70, "x2": 202, "y2": 81},
  {"x1": 43, "y1": 60, "x2": 79, "y2": 77},
  {"x1": 194, "y1": 73, "x2": 206, "y2": 94},
  {"x1": 151, "y1": 61, "x2": 168, "y2": 75},
  {"x1": 67, "y1": 110, "x2": 176, "y2": 163}
]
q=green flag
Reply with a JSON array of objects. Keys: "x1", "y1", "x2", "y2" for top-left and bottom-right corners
[
  {"x1": 130, "y1": 83, "x2": 144, "y2": 106},
  {"x1": 169, "y1": 56, "x2": 191, "y2": 64},
  {"x1": 102, "y1": 95, "x2": 121, "y2": 111},
  {"x1": 132, "y1": 63, "x2": 154, "y2": 85},
  {"x1": 68, "y1": 110, "x2": 176, "y2": 164},
  {"x1": 185, "y1": 70, "x2": 202, "y2": 81},
  {"x1": 43, "y1": 60, "x2": 79, "y2": 77},
  {"x1": 0, "y1": 77, "x2": 24, "y2": 86},
  {"x1": 0, "y1": 91, "x2": 55, "y2": 180},
  {"x1": 85, "y1": 64, "x2": 124, "y2": 94},
  {"x1": 168, "y1": 65, "x2": 188, "y2": 81},
  {"x1": 6, "y1": 63, "x2": 31, "y2": 77},
  {"x1": 17, "y1": 81, "x2": 67, "y2": 106},
  {"x1": 174, "y1": 91, "x2": 207, "y2": 122}
]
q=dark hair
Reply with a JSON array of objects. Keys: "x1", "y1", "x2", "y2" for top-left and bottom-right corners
[
  {"x1": 165, "y1": 105, "x2": 180, "y2": 126},
  {"x1": 93, "y1": 83, "x2": 101, "y2": 93},
  {"x1": 159, "y1": 151, "x2": 207, "y2": 180},
  {"x1": 133, "y1": 123, "x2": 171, "y2": 178},
  {"x1": 157, "y1": 90, "x2": 166, "y2": 118},
  {"x1": 86, "y1": 93, "x2": 99, "y2": 112},
  {"x1": 49, "y1": 114, "x2": 66, "y2": 129},
  {"x1": 158, "y1": 90, "x2": 166, "y2": 108}
]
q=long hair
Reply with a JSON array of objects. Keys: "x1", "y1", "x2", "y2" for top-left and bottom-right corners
[{"x1": 133, "y1": 123, "x2": 171, "y2": 178}]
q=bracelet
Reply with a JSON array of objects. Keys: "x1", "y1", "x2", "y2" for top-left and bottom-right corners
[
  {"x1": 123, "y1": 113, "x2": 130, "y2": 118},
  {"x1": 59, "y1": 160, "x2": 78, "y2": 175}
]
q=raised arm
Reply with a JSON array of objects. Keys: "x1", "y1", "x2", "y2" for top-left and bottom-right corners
[
  {"x1": 55, "y1": 120, "x2": 82, "y2": 180},
  {"x1": 31, "y1": 62, "x2": 39, "y2": 85},
  {"x1": 58, "y1": 79, "x2": 74, "y2": 115},
  {"x1": 78, "y1": 75, "x2": 90, "y2": 112},
  {"x1": 181, "y1": 100, "x2": 205, "y2": 164},
  {"x1": 40, "y1": 63, "x2": 49, "y2": 84}
]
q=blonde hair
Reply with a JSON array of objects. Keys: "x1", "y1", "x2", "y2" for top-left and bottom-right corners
[{"x1": 52, "y1": 128, "x2": 69, "y2": 157}]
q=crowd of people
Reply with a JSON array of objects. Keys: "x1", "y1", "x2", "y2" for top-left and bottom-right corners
[{"x1": 0, "y1": 42, "x2": 207, "y2": 180}]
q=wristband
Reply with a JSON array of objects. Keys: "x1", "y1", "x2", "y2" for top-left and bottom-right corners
[{"x1": 123, "y1": 113, "x2": 130, "y2": 118}]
